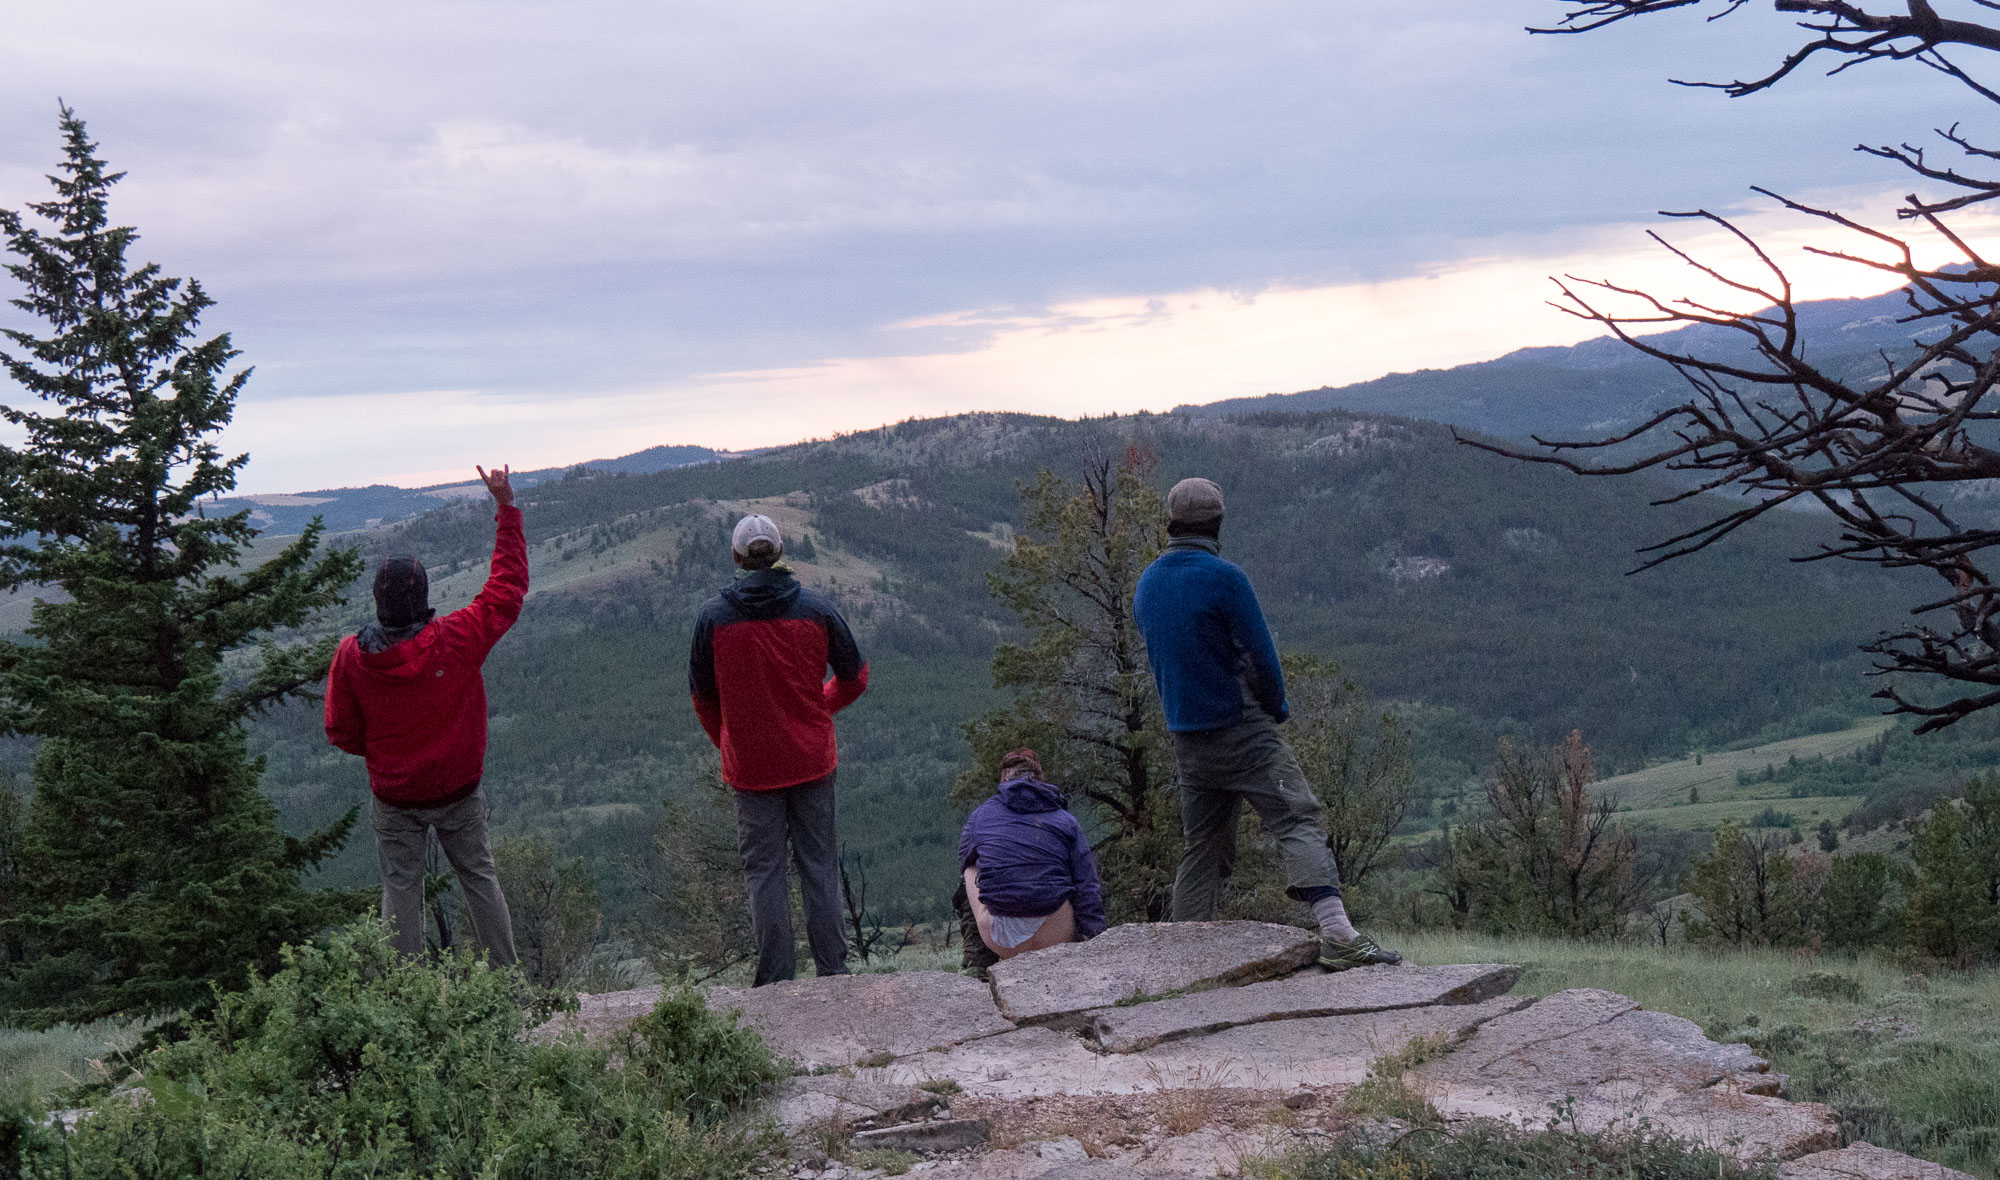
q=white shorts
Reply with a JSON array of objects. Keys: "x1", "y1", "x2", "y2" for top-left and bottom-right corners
[{"x1": 987, "y1": 911, "x2": 1053, "y2": 949}]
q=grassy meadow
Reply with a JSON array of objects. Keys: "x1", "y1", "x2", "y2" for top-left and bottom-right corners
[
  {"x1": 1591, "y1": 717, "x2": 1896, "y2": 812},
  {"x1": 1398, "y1": 932, "x2": 2000, "y2": 1179},
  {"x1": 0, "y1": 1016, "x2": 148, "y2": 1103}
]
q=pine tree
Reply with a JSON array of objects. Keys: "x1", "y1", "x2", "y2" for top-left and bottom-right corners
[
  {"x1": 954, "y1": 444, "x2": 1175, "y2": 920},
  {"x1": 1451, "y1": 732, "x2": 1637, "y2": 939},
  {"x1": 1821, "y1": 851, "x2": 1896, "y2": 951},
  {"x1": 1682, "y1": 821, "x2": 1812, "y2": 949},
  {"x1": 1905, "y1": 801, "x2": 1998, "y2": 965},
  {"x1": 0, "y1": 108, "x2": 364, "y2": 1025}
]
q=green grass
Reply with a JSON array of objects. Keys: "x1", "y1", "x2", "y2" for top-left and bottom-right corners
[
  {"x1": 1260, "y1": 1120, "x2": 1779, "y2": 1180},
  {"x1": 1614, "y1": 794, "x2": 1865, "y2": 832},
  {"x1": 1593, "y1": 717, "x2": 1894, "y2": 812},
  {"x1": 0, "y1": 1017, "x2": 149, "y2": 1101},
  {"x1": 1397, "y1": 931, "x2": 2000, "y2": 1179}
]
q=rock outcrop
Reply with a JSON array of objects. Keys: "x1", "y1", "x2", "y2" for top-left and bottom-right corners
[
  {"x1": 708, "y1": 970, "x2": 1013, "y2": 1070},
  {"x1": 987, "y1": 921, "x2": 1320, "y2": 1024},
  {"x1": 1780, "y1": 1143, "x2": 1977, "y2": 1180},
  {"x1": 542, "y1": 923, "x2": 1949, "y2": 1178},
  {"x1": 1415, "y1": 988, "x2": 1837, "y2": 1160},
  {"x1": 1081, "y1": 961, "x2": 1520, "y2": 1053}
]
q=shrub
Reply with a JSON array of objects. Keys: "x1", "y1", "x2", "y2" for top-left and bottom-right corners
[
  {"x1": 1787, "y1": 971, "x2": 1865, "y2": 1004},
  {"x1": 1822, "y1": 852, "x2": 1898, "y2": 951},
  {"x1": 1278, "y1": 1118, "x2": 1776, "y2": 1180},
  {"x1": 0, "y1": 921, "x2": 780, "y2": 1179}
]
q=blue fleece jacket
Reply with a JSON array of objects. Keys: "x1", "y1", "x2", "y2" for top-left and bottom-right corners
[
  {"x1": 1132, "y1": 537, "x2": 1288, "y2": 732},
  {"x1": 957, "y1": 777, "x2": 1107, "y2": 938}
]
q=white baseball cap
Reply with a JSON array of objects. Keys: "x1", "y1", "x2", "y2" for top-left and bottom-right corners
[{"x1": 731, "y1": 513, "x2": 784, "y2": 557}]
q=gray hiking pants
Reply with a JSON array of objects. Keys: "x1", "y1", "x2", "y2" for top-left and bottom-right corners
[
  {"x1": 733, "y1": 773, "x2": 850, "y2": 986},
  {"x1": 372, "y1": 788, "x2": 517, "y2": 966},
  {"x1": 1169, "y1": 713, "x2": 1341, "y2": 921}
]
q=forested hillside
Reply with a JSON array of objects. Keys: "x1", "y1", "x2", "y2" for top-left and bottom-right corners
[
  {"x1": 1187, "y1": 287, "x2": 1956, "y2": 446},
  {"x1": 203, "y1": 408, "x2": 1931, "y2": 927}
]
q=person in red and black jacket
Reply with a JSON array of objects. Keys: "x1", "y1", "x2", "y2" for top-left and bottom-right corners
[
  {"x1": 689, "y1": 513, "x2": 868, "y2": 985},
  {"x1": 325, "y1": 464, "x2": 527, "y2": 965}
]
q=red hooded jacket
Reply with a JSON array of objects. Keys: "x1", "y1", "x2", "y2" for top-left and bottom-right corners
[
  {"x1": 689, "y1": 568, "x2": 868, "y2": 790},
  {"x1": 324, "y1": 505, "x2": 528, "y2": 806}
]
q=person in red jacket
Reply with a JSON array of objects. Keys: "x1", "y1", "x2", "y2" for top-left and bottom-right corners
[
  {"x1": 325, "y1": 464, "x2": 528, "y2": 965},
  {"x1": 689, "y1": 513, "x2": 868, "y2": 985}
]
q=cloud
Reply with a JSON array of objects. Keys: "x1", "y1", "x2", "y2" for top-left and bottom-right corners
[
  {"x1": 222, "y1": 187, "x2": 2000, "y2": 490},
  {"x1": 0, "y1": 1, "x2": 1989, "y2": 490}
]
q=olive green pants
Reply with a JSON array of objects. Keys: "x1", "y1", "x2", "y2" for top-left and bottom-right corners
[
  {"x1": 372, "y1": 789, "x2": 517, "y2": 966},
  {"x1": 1169, "y1": 713, "x2": 1340, "y2": 921}
]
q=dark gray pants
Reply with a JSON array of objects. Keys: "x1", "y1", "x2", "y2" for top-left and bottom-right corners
[
  {"x1": 1169, "y1": 714, "x2": 1340, "y2": 922},
  {"x1": 733, "y1": 773, "x2": 849, "y2": 986},
  {"x1": 372, "y1": 789, "x2": 517, "y2": 966}
]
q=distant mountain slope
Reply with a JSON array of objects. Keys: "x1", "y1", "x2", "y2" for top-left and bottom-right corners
[
  {"x1": 243, "y1": 409, "x2": 1925, "y2": 920},
  {"x1": 1180, "y1": 287, "x2": 1946, "y2": 442},
  {"x1": 219, "y1": 443, "x2": 735, "y2": 534}
]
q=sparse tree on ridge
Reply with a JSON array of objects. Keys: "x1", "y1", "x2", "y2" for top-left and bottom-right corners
[
  {"x1": 1450, "y1": 731, "x2": 1638, "y2": 938},
  {"x1": 1281, "y1": 654, "x2": 1413, "y2": 891},
  {"x1": 955, "y1": 445, "x2": 1176, "y2": 921},
  {"x1": 0, "y1": 108, "x2": 363, "y2": 1025},
  {"x1": 1464, "y1": 2, "x2": 2000, "y2": 730}
]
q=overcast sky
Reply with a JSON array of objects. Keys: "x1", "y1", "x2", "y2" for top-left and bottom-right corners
[{"x1": 0, "y1": 1, "x2": 1987, "y2": 490}]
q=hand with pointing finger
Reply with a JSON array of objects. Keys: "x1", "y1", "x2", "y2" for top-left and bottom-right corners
[{"x1": 478, "y1": 464, "x2": 514, "y2": 508}]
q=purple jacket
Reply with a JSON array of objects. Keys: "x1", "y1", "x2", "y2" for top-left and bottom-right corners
[{"x1": 958, "y1": 777, "x2": 1107, "y2": 939}]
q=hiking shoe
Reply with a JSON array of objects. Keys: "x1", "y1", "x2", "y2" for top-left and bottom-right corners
[{"x1": 1319, "y1": 933, "x2": 1403, "y2": 972}]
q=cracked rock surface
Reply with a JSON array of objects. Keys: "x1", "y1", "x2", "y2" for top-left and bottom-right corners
[
  {"x1": 1414, "y1": 988, "x2": 1837, "y2": 1160},
  {"x1": 987, "y1": 921, "x2": 1320, "y2": 1024},
  {"x1": 542, "y1": 921, "x2": 1949, "y2": 1178},
  {"x1": 1082, "y1": 961, "x2": 1521, "y2": 1053},
  {"x1": 1779, "y1": 1143, "x2": 1977, "y2": 1180}
]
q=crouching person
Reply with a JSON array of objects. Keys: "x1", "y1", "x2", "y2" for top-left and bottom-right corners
[
  {"x1": 955, "y1": 749, "x2": 1106, "y2": 974},
  {"x1": 324, "y1": 464, "x2": 526, "y2": 966}
]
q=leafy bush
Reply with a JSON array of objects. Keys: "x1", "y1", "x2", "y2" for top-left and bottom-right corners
[
  {"x1": 1, "y1": 922, "x2": 780, "y2": 1179},
  {"x1": 1276, "y1": 1119, "x2": 1775, "y2": 1180},
  {"x1": 1786, "y1": 971, "x2": 1864, "y2": 1004}
]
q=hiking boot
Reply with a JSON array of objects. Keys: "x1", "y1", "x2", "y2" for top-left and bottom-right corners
[{"x1": 1319, "y1": 933, "x2": 1403, "y2": 972}]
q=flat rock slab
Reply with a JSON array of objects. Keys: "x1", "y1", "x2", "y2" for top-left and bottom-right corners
[
  {"x1": 870, "y1": 995, "x2": 1527, "y2": 1100},
  {"x1": 918, "y1": 1150, "x2": 1200, "y2": 1180},
  {"x1": 765, "y1": 1075, "x2": 941, "y2": 1133},
  {"x1": 528, "y1": 985, "x2": 663, "y2": 1043},
  {"x1": 1083, "y1": 962, "x2": 1521, "y2": 1053},
  {"x1": 1780, "y1": 1144, "x2": 1976, "y2": 1180},
  {"x1": 1418, "y1": 988, "x2": 1837, "y2": 1161},
  {"x1": 851, "y1": 1117, "x2": 991, "y2": 1153},
  {"x1": 1132, "y1": 995, "x2": 1531, "y2": 1091},
  {"x1": 708, "y1": 970, "x2": 1014, "y2": 1070},
  {"x1": 989, "y1": 921, "x2": 1319, "y2": 1024}
]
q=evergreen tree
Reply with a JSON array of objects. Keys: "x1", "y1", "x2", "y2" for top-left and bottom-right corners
[
  {"x1": 1966, "y1": 774, "x2": 2000, "y2": 911},
  {"x1": 1451, "y1": 732, "x2": 1637, "y2": 938},
  {"x1": 1821, "y1": 851, "x2": 1896, "y2": 952},
  {"x1": 1682, "y1": 821, "x2": 1812, "y2": 949},
  {"x1": 1905, "y1": 802, "x2": 1998, "y2": 965},
  {"x1": 954, "y1": 445, "x2": 1174, "y2": 920},
  {"x1": 1281, "y1": 654, "x2": 1412, "y2": 891},
  {"x1": 0, "y1": 108, "x2": 364, "y2": 1025}
]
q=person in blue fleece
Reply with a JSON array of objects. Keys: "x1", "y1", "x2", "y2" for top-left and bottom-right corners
[
  {"x1": 1132, "y1": 477, "x2": 1400, "y2": 972},
  {"x1": 957, "y1": 748, "x2": 1107, "y2": 965}
]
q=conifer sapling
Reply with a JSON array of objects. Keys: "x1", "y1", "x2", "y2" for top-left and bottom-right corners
[{"x1": 0, "y1": 107, "x2": 365, "y2": 1025}]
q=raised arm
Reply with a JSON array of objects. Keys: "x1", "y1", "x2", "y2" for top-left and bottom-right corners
[{"x1": 450, "y1": 464, "x2": 529, "y2": 659}]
